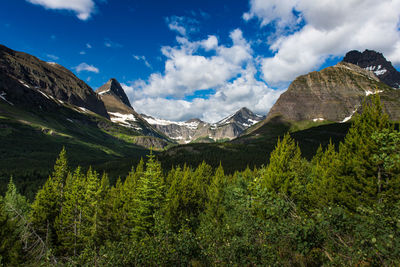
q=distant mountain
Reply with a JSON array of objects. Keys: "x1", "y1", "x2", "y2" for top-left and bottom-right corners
[
  {"x1": 0, "y1": 44, "x2": 109, "y2": 118},
  {"x1": 343, "y1": 49, "x2": 400, "y2": 89},
  {"x1": 95, "y1": 78, "x2": 171, "y2": 147},
  {"x1": 143, "y1": 107, "x2": 264, "y2": 144}
]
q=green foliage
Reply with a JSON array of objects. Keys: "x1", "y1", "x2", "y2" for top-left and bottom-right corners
[
  {"x1": 261, "y1": 134, "x2": 309, "y2": 201},
  {"x1": 132, "y1": 152, "x2": 165, "y2": 239},
  {"x1": 2, "y1": 95, "x2": 400, "y2": 265}
]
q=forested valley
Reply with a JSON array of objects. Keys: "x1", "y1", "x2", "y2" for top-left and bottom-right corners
[{"x1": 1, "y1": 97, "x2": 400, "y2": 266}]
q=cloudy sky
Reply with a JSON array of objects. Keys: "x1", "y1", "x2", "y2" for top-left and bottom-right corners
[{"x1": 2, "y1": 0, "x2": 400, "y2": 122}]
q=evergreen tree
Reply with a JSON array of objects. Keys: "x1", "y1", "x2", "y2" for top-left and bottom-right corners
[
  {"x1": 334, "y1": 95, "x2": 392, "y2": 208},
  {"x1": 30, "y1": 148, "x2": 68, "y2": 246},
  {"x1": 132, "y1": 152, "x2": 164, "y2": 239},
  {"x1": 55, "y1": 167, "x2": 85, "y2": 256},
  {"x1": 307, "y1": 142, "x2": 340, "y2": 207},
  {"x1": 261, "y1": 134, "x2": 308, "y2": 200}
]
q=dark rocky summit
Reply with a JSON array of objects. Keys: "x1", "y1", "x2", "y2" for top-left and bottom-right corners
[
  {"x1": 343, "y1": 49, "x2": 400, "y2": 89},
  {"x1": 0, "y1": 44, "x2": 109, "y2": 118}
]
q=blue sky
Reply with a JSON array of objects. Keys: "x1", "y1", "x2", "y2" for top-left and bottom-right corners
[{"x1": 2, "y1": 0, "x2": 400, "y2": 122}]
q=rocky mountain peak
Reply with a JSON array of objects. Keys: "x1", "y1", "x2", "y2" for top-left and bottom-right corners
[
  {"x1": 97, "y1": 78, "x2": 132, "y2": 108},
  {"x1": 342, "y1": 49, "x2": 400, "y2": 88}
]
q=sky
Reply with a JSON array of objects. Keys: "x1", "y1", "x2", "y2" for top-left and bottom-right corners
[{"x1": 1, "y1": 0, "x2": 400, "y2": 122}]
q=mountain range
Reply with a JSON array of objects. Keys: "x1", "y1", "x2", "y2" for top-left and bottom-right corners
[{"x1": 1, "y1": 44, "x2": 400, "y2": 189}]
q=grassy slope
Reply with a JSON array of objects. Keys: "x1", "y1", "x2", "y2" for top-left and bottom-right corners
[{"x1": 0, "y1": 102, "x2": 150, "y2": 198}]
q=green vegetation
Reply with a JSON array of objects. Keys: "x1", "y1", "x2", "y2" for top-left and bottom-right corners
[{"x1": 1, "y1": 95, "x2": 400, "y2": 265}]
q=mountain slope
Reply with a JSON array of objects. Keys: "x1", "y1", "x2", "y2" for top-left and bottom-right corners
[
  {"x1": 143, "y1": 107, "x2": 264, "y2": 144},
  {"x1": 343, "y1": 49, "x2": 400, "y2": 89},
  {"x1": 0, "y1": 44, "x2": 109, "y2": 118},
  {"x1": 95, "y1": 78, "x2": 170, "y2": 147},
  {"x1": 264, "y1": 62, "x2": 400, "y2": 124}
]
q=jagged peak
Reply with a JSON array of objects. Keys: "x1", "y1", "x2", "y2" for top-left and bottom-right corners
[{"x1": 96, "y1": 78, "x2": 132, "y2": 108}]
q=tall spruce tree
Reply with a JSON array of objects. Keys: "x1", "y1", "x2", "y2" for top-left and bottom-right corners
[
  {"x1": 132, "y1": 152, "x2": 164, "y2": 239},
  {"x1": 261, "y1": 134, "x2": 308, "y2": 200},
  {"x1": 334, "y1": 95, "x2": 392, "y2": 208},
  {"x1": 30, "y1": 148, "x2": 68, "y2": 246}
]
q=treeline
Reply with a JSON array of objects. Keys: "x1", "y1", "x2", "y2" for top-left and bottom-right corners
[{"x1": 1, "y1": 96, "x2": 400, "y2": 266}]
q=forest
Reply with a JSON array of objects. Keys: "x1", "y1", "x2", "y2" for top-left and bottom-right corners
[{"x1": 1, "y1": 96, "x2": 400, "y2": 266}]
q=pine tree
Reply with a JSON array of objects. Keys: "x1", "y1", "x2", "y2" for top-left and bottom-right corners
[
  {"x1": 307, "y1": 142, "x2": 340, "y2": 207},
  {"x1": 132, "y1": 152, "x2": 164, "y2": 239},
  {"x1": 30, "y1": 148, "x2": 69, "y2": 247},
  {"x1": 335, "y1": 94, "x2": 392, "y2": 208},
  {"x1": 121, "y1": 159, "x2": 144, "y2": 233},
  {"x1": 55, "y1": 167, "x2": 85, "y2": 256},
  {"x1": 205, "y1": 164, "x2": 227, "y2": 224},
  {"x1": 261, "y1": 134, "x2": 308, "y2": 200}
]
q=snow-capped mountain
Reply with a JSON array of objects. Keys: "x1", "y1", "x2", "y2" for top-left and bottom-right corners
[
  {"x1": 95, "y1": 78, "x2": 170, "y2": 145},
  {"x1": 142, "y1": 107, "x2": 265, "y2": 144},
  {"x1": 343, "y1": 49, "x2": 400, "y2": 89}
]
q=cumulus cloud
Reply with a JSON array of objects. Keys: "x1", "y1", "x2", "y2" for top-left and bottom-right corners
[
  {"x1": 74, "y1": 62, "x2": 99, "y2": 73},
  {"x1": 245, "y1": 0, "x2": 400, "y2": 85},
  {"x1": 26, "y1": 0, "x2": 95, "y2": 20},
  {"x1": 123, "y1": 30, "x2": 282, "y2": 122}
]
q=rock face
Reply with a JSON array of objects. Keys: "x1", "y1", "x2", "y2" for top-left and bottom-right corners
[
  {"x1": 266, "y1": 61, "x2": 400, "y2": 123},
  {"x1": 343, "y1": 49, "x2": 400, "y2": 89},
  {"x1": 143, "y1": 107, "x2": 265, "y2": 144},
  {"x1": 96, "y1": 78, "x2": 169, "y2": 143},
  {"x1": 97, "y1": 78, "x2": 132, "y2": 108},
  {"x1": 0, "y1": 44, "x2": 109, "y2": 118}
]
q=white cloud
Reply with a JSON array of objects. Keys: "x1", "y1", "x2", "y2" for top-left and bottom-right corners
[
  {"x1": 79, "y1": 51, "x2": 86, "y2": 55},
  {"x1": 133, "y1": 55, "x2": 152, "y2": 68},
  {"x1": 46, "y1": 54, "x2": 59, "y2": 60},
  {"x1": 166, "y1": 16, "x2": 199, "y2": 36},
  {"x1": 245, "y1": 0, "x2": 400, "y2": 85},
  {"x1": 26, "y1": 0, "x2": 95, "y2": 20},
  {"x1": 122, "y1": 30, "x2": 282, "y2": 122},
  {"x1": 104, "y1": 39, "x2": 122, "y2": 48},
  {"x1": 74, "y1": 62, "x2": 99, "y2": 73},
  {"x1": 86, "y1": 43, "x2": 92, "y2": 49}
]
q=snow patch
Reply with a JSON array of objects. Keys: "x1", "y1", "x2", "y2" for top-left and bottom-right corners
[
  {"x1": 98, "y1": 89, "x2": 110, "y2": 95},
  {"x1": 374, "y1": 69, "x2": 387, "y2": 76},
  {"x1": 66, "y1": 118, "x2": 73, "y2": 123},
  {"x1": 18, "y1": 80, "x2": 30, "y2": 88},
  {"x1": 109, "y1": 112, "x2": 141, "y2": 130},
  {"x1": 313, "y1": 118, "x2": 325, "y2": 122},
  {"x1": 38, "y1": 90, "x2": 50, "y2": 99},
  {"x1": 0, "y1": 91, "x2": 13, "y2": 106},
  {"x1": 341, "y1": 109, "x2": 358, "y2": 123},
  {"x1": 144, "y1": 117, "x2": 199, "y2": 130},
  {"x1": 365, "y1": 89, "x2": 383, "y2": 96},
  {"x1": 78, "y1": 107, "x2": 89, "y2": 113}
]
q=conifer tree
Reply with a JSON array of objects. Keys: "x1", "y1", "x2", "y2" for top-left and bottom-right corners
[
  {"x1": 121, "y1": 159, "x2": 144, "y2": 233},
  {"x1": 205, "y1": 164, "x2": 227, "y2": 224},
  {"x1": 261, "y1": 134, "x2": 308, "y2": 200},
  {"x1": 335, "y1": 95, "x2": 392, "y2": 207},
  {"x1": 132, "y1": 152, "x2": 164, "y2": 239},
  {"x1": 307, "y1": 142, "x2": 339, "y2": 207},
  {"x1": 55, "y1": 167, "x2": 85, "y2": 256},
  {"x1": 30, "y1": 148, "x2": 69, "y2": 246}
]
